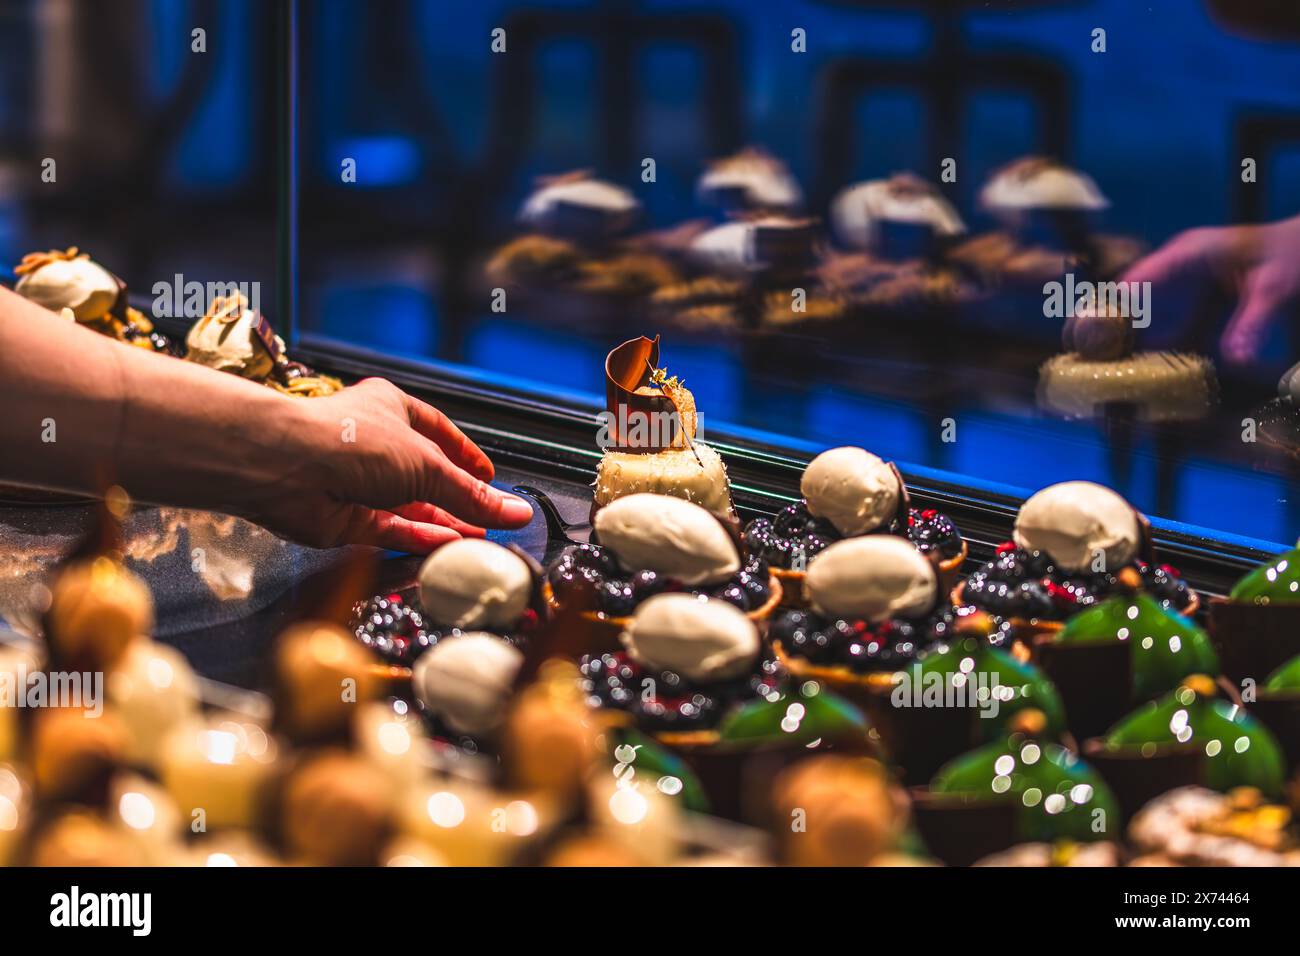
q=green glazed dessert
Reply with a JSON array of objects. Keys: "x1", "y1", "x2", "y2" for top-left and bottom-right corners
[
  {"x1": 1055, "y1": 589, "x2": 1218, "y2": 701},
  {"x1": 1265, "y1": 654, "x2": 1300, "y2": 692},
  {"x1": 1228, "y1": 546, "x2": 1300, "y2": 605},
  {"x1": 715, "y1": 678, "x2": 873, "y2": 751},
  {"x1": 1211, "y1": 546, "x2": 1300, "y2": 683},
  {"x1": 929, "y1": 710, "x2": 1119, "y2": 844},
  {"x1": 1102, "y1": 676, "x2": 1286, "y2": 797}
]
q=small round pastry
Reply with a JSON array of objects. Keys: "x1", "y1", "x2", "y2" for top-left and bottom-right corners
[
  {"x1": 411, "y1": 632, "x2": 523, "y2": 738},
  {"x1": 106, "y1": 639, "x2": 201, "y2": 767},
  {"x1": 621, "y1": 593, "x2": 760, "y2": 683},
  {"x1": 280, "y1": 750, "x2": 392, "y2": 866},
  {"x1": 580, "y1": 594, "x2": 783, "y2": 742},
  {"x1": 28, "y1": 811, "x2": 147, "y2": 867},
  {"x1": 109, "y1": 773, "x2": 184, "y2": 866},
  {"x1": 159, "y1": 715, "x2": 280, "y2": 830},
  {"x1": 46, "y1": 556, "x2": 153, "y2": 670},
  {"x1": 1038, "y1": 306, "x2": 1217, "y2": 423},
  {"x1": 418, "y1": 539, "x2": 532, "y2": 630},
  {"x1": 958, "y1": 481, "x2": 1196, "y2": 646},
  {"x1": 501, "y1": 660, "x2": 600, "y2": 796},
  {"x1": 594, "y1": 493, "x2": 741, "y2": 587},
  {"x1": 31, "y1": 706, "x2": 127, "y2": 804},
  {"x1": 769, "y1": 756, "x2": 906, "y2": 866},
  {"x1": 695, "y1": 147, "x2": 802, "y2": 212},
  {"x1": 274, "y1": 622, "x2": 382, "y2": 742},
  {"x1": 744, "y1": 447, "x2": 966, "y2": 608},
  {"x1": 351, "y1": 700, "x2": 428, "y2": 787}
]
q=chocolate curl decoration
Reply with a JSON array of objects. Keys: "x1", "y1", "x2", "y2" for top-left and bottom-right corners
[{"x1": 605, "y1": 335, "x2": 672, "y2": 453}]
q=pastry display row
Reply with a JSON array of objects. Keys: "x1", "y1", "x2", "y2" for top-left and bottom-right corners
[{"x1": 3, "y1": 336, "x2": 1300, "y2": 868}]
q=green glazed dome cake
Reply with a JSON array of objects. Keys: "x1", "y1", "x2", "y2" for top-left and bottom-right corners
[
  {"x1": 1103, "y1": 676, "x2": 1286, "y2": 797},
  {"x1": 1228, "y1": 546, "x2": 1300, "y2": 605}
]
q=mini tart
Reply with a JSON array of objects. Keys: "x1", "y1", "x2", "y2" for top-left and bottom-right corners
[
  {"x1": 954, "y1": 540, "x2": 1198, "y2": 652},
  {"x1": 1035, "y1": 585, "x2": 1218, "y2": 742},
  {"x1": 1209, "y1": 545, "x2": 1300, "y2": 684},
  {"x1": 542, "y1": 565, "x2": 782, "y2": 660},
  {"x1": 1091, "y1": 676, "x2": 1286, "y2": 817},
  {"x1": 746, "y1": 489, "x2": 967, "y2": 610},
  {"x1": 772, "y1": 624, "x2": 1064, "y2": 784}
]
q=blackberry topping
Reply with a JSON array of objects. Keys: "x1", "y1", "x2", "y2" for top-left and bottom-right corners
[
  {"x1": 771, "y1": 606, "x2": 956, "y2": 674},
  {"x1": 595, "y1": 579, "x2": 637, "y2": 616},
  {"x1": 351, "y1": 593, "x2": 440, "y2": 666},
  {"x1": 579, "y1": 651, "x2": 784, "y2": 732},
  {"x1": 744, "y1": 499, "x2": 963, "y2": 570},
  {"x1": 906, "y1": 508, "x2": 962, "y2": 560},
  {"x1": 962, "y1": 545, "x2": 1195, "y2": 621}
]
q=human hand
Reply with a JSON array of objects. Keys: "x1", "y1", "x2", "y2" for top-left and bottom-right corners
[
  {"x1": 1121, "y1": 214, "x2": 1300, "y2": 365},
  {"x1": 248, "y1": 377, "x2": 533, "y2": 552}
]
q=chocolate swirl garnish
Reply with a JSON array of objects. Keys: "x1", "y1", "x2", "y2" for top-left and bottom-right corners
[{"x1": 604, "y1": 335, "x2": 699, "y2": 456}]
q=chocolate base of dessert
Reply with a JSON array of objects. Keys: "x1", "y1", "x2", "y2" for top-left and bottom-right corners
[
  {"x1": 1032, "y1": 636, "x2": 1134, "y2": 743},
  {"x1": 1081, "y1": 738, "x2": 1207, "y2": 824},
  {"x1": 1246, "y1": 692, "x2": 1300, "y2": 771},
  {"x1": 1208, "y1": 597, "x2": 1300, "y2": 685},
  {"x1": 908, "y1": 787, "x2": 1022, "y2": 867}
]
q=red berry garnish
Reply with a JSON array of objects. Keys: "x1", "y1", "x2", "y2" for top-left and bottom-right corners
[{"x1": 996, "y1": 541, "x2": 1016, "y2": 555}]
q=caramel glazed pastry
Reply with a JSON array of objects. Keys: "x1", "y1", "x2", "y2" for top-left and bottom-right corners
[
  {"x1": 593, "y1": 335, "x2": 733, "y2": 518},
  {"x1": 947, "y1": 157, "x2": 1145, "y2": 289},
  {"x1": 184, "y1": 292, "x2": 342, "y2": 397},
  {"x1": 13, "y1": 247, "x2": 172, "y2": 351},
  {"x1": 485, "y1": 171, "x2": 678, "y2": 299},
  {"x1": 1038, "y1": 300, "x2": 1218, "y2": 423},
  {"x1": 818, "y1": 173, "x2": 979, "y2": 315}
]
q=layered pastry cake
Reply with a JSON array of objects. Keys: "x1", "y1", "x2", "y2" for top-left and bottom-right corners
[
  {"x1": 14, "y1": 247, "x2": 171, "y2": 352},
  {"x1": 819, "y1": 173, "x2": 978, "y2": 314},
  {"x1": 948, "y1": 157, "x2": 1144, "y2": 288},
  {"x1": 184, "y1": 292, "x2": 342, "y2": 397},
  {"x1": 957, "y1": 481, "x2": 1196, "y2": 646},
  {"x1": 593, "y1": 336, "x2": 733, "y2": 517},
  {"x1": 744, "y1": 446, "x2": 965, "y2": 606},
  {"x1": 1038, "y1": 303, "x2": 1217, "y2": 422}
]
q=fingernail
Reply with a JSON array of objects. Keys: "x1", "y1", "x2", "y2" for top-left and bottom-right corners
[{"x1": 499, "y1": 494, "x2": 533, "y2": 524}]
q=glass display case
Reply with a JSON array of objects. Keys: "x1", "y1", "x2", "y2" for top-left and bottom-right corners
[{"x1": 3, "y1": 0, "x2": 1300, "y2": 879}]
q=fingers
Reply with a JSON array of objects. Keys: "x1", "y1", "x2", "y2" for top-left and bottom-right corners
[
  {"x1": 392, "y1": 501, "x2": 487, "y2": 538},
  {"x1": 404, "y1": 393, "x2": 494, "y2": 482},
  {"x1": 341, "y1": 507, "x2": 464, "y2": 553},
  {"x1": 418, "y1": 447, "x2": 534, "y2": 529},
  {"x1": 1120, "y1": 227, "x2": 1221, "y2": 292},
  {"x1": 1221, "y1": 266, "x2": 1294, "y2": 366}
]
